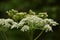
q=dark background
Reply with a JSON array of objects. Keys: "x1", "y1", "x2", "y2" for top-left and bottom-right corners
[{"x1": 0, "y1": 0, "x2": 60, "y2": 40}]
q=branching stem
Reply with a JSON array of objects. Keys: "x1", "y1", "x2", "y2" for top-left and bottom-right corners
[{"x1": 34, "y1": 31, "x2": 44, "y2": 40}]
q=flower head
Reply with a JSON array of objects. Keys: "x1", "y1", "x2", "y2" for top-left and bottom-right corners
[
  {"x1": 44, "y1": 24, "x2": 52, "y2": 32},
  {"x1": 21, "y1": 25, "x2": 29, "y2": 32}
]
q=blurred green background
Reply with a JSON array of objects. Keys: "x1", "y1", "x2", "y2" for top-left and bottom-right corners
[{"x1": 0, "y1": 0, "x2": 60, "y2": 40}]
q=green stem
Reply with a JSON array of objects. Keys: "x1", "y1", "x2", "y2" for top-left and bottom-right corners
[
  {"x1": 34, "y1": 31, "x2": 44, "y2": 40},
  {"x1": 1, "y1": 32, "x2": 8, "y2": 40},
  {"x1": 30, "y1": 30, "x2": 33, "y2": 40}
]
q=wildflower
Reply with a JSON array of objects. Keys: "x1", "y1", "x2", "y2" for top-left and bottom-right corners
[
  {"x1": 5, "y1": 18, "x2": 14, "y2": 23},
  {"x1": 44, "y1": 18, "x2": 58, "y2": 26},
  {"x1": 2, "y1": 9, "x2": 58, "y2": 32},
  {"x1": 38, "y1": 12, "x2": 48, "y2": 18},
  {"x1": 29, "y1": 10, "x2": 35, "y2": 15},
  {"x1": 18, "y1": 18, "x2": 27, "y2": 26},
  {"x1": 50, "y1": 21, "x2": 58, "y2": 26},
  {"x1": 11, "y1": 22, "x2": 19, "y2": 29},
  {"x1": 6, "y1": 9, "x2": 18, "y2": 17},
  {"x1": 21, "y1": 25, "x2": 29, "y2": 32},
  {"x1": 4, "y1": 19, "x2": 14, "y2": 27},
  {"x1": 44, "y1": 24, "x2": 52, "y2": 32}
]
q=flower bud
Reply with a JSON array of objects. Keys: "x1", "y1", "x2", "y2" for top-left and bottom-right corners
[{"x1": 38, "y1": 12, "x2": 48, "y2": 18}]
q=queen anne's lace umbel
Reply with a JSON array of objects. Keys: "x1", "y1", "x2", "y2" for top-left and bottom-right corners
[{"x1": 0, "y1": 9, "x2": 58, "y2": 32}]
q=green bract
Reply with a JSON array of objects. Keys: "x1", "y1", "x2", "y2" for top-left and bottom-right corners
[{"x1": 0, "y1": 9, "x2": 58, "y2": 32}]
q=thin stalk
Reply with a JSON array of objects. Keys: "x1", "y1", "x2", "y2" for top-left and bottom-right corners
[
  {"x1": 34, "y1": 31, "x2": 44, "y2": 40},
  {"x1": 1, "y1": 32, "x2": 8, "y2": 40}
]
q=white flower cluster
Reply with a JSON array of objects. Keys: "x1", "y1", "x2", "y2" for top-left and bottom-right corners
[
  {"x1": 0, "y1": 19, "x2": 19, "y2": 29},
  {"x1": 19, "y1": 15, "x2": 58, "y2": 32},
  {"x1": 44, "y1": 18, "x2": 58, "y2": 26},
  {"x1": 0, "y1": 9, "x2": 58, "y2": 32},
  {"x1": 21, "y1": 25, "x2": 29, "y2": 32},
  {"x1": 44, "y1": 24, "x2": 52, "y2": 32}
]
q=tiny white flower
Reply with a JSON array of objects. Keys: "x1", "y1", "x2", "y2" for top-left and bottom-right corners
[
  {"x1": 21, "y1": 25, "x2": 29, "y2": 32},
  {"x1": 19, "y1": 22, "x2": 25, "y2": 26},
  {"x1": 18, "y1": 18, "x2": 27, "y2": 26},
  {"x1": 50, "y1": 22, "x2": 58, "y2": 26},
  {"x1": 44, "y1": 18, "x2": 53, "y2": 23},
  {"x1": 5, "y1": 18, "x2": 14, "y2": 23},
  {"x1": 4, "y1": 19, "x2": 14, "y2": 27},
  {"x1": 4, "y1": 22, "x2": 11, "y2": 27},
  {"x1": 11, "y1": 22, "x2": 19, "y2": 29},
  {"x1": 44, "y1": 18, "x2": 58, "y2": 26},
  {"x1": 44, "y1": 24, "x2": 52, "y2": 32}
]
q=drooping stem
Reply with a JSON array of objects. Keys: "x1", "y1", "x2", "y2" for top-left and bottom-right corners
[{"x1": 34, "y1": 30, "x2": 44, "y2": 40}]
